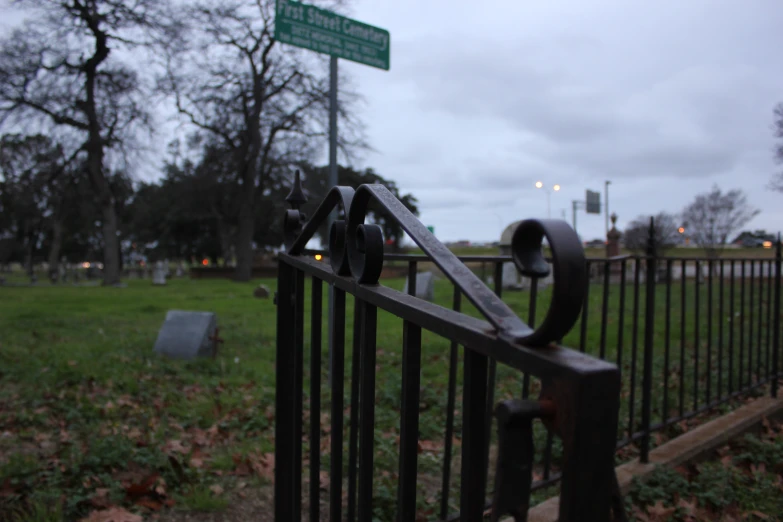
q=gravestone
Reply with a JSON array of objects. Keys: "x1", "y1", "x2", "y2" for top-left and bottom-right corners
[
  {"x1": 152, "y1": 261, "x2": 167, "y2": 286},
  {"x1": 163, "y1": 259, "x2": 171, "y2": 277},
  {"x1": 153, "y1": 310, "x2": 219, "y2": 360},
  {"x1": 175, "y1": 263, "x2": 184, "y2": 277},
  {"x1": 254, "y1": 284, "x2": 271, "y2": 298},
  {"x1": 502, "y1": 262, "x2": 521, "y2": 290},
  {"x1": 402, "y1": 271, "x2": 435, "y2": 301}
]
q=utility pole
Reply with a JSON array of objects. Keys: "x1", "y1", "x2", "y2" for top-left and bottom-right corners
[{"x1": 605, "y1": 180, "x2": 611, "y2": 238}]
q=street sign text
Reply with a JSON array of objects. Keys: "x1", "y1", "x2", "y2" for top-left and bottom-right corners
[{"x1": 274, "y1": 0, "x2": 390, "y2": 70}]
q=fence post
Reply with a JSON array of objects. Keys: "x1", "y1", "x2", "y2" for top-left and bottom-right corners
[
  {"x1": 640, "y1": 217, "x2": 656, "y2": 462},
  {"x1": 773, "y1": 233, "x2": 781, "y2": 398}
]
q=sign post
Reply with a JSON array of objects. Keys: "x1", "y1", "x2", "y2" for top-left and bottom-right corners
[{"x1": 275, "y1": 0, "x2": 391, "y2": 385}]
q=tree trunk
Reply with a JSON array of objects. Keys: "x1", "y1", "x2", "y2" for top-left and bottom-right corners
[
  {"x1": 217, "y1": 218, "x2": 234, "y2": 267},
  {"x1": 234, "y1": 199, "x2": 254, "y2": 281},
  {"x1": 100, "y1": 202, "x2": 121, "y2": 285},
  {"x1": 47, "y1": 219, "x2": 63, "y2": 279}
]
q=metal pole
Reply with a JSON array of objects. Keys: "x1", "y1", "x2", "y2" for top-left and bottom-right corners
[
  {"x1": 327, "y1": 55, "x2": 338, "y2": 386},
  {"x1": 773, "y1": 233, "x2": 781, "y2": 397},
  {"x1": 605, "y1": 180, "x2": 611, "y2": 238},
  {"x1": 572, "y1": 200, "x2": 578, "y2": 235},
  {"x1": 640, "y1": 217, "x2": 656, "y2": 462}
]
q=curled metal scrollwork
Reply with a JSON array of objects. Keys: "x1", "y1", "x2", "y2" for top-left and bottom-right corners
[
  {"x1": 283, "y1": 179, "x2": 587, "y2": 347},
  {"x1": 511, "y1": 219, "x2": 587, "y2": 347}
]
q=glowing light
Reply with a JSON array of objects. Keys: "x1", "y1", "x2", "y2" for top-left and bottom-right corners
[
  {"x1": 202, "y1": 259, "x2": 209, "y2": 266},
  {"x1": 82, "y1": 262, "x2": 90, "y2": 268},
  {"x1": 535, "y1": 181, "x2": 543, "y2": 189},
  {"x1": 678, "y1": 227, "x2": 685, "y2": 234},
  {"x1": 315, "y1": 254, "x2": 323, "y2": 261},
  {"x1": 763, "y1": 241, "x2": 772, "y2": 249},
  {"x1": 553, "y1": 184, "x2": 561, "y2": 191}
]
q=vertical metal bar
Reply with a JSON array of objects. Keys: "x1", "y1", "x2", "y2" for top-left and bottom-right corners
[
  {"x1": 461, "y1": 348, "x2": 489, "y2": 522},
  {"x1": 556, "y1": 368, "x2": 621, "y2": 521},
  {"x1": 483, "y1": 262, "x2": 503, "y2": 493},
  {"x1": 293, "y1": 269, "x2": 305, "y2": 522},
  {"x1": 749, "y1": 260, "x2": 755, "y2": 386},
  {"x1": 328, "y1": 288, "x2": 346, "y2": 522},
  {"x1": 346, "y1": 295, "x2": 363, "y2": 522},
  {"x1": 522, "y1": 278, "x2": 538, "y2": 398},
  {"x1": 706, "y1": 260, "x2": 713, "y2": 406},
  {"x1": 739, "y1": 260, "x2": 746, "y2": 389},
  {"x1": 275, "y1": 261, "x2": 296, "y2": 522},
  {"x1": 757, "y1": 261, "x2": 763, "y2": 383},
  {"x1": 357, "y1": 302, "x2": 378, "y2": 521},
  {"x1": 600, "y1": 260, "x2": 610, "y2": 359},
  {"x1": 773, "y1": 236, "x2": 782, "y2": 398},
  {"x1": 628, "y1": 258, "x2": 641, "y2": 436},
  {"x1": 309, "y1": 277, "x2": 323, "y2": 522},
  {"x1": 663, "y1": 260, "x2": 672, "y2": 424},
  {"x1": 580, "y1": 260, "x2": 592, "y2": 353},
  {"x1": 729, "y1": 260, "x2": 736, "y2": 394},
  {"x1": 693, "y1": 260, "x2": 700, "y2": 412},
  {"x1": 616, "y1": 259, "x2": 628, "y2": 377},
  {"x1": 766, "y1": 260, "x2": 773, "y2": 385},
  {"x1": 440, "y1": 287, "x2": 461, "y2": 521},
  {"x1": 397, "y1": 317, "x2": 422, "y2": 521},
  {"x1": 679, "y1": 259, "x2": 686, "y2": 418},
  {"x1": 640, "y1": 234, "x2": 656, "y2": 463},
  {"x1": 718, "y1": 260, "x2": 725, "y2": 400}
]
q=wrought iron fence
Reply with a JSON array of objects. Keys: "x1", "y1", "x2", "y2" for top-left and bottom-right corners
[
  {"x1": 377, "y1": 221, "x2": 783, "y2": 499},
  {"x1": 274, "y1": 174, "x2": 625, "y2": 521}
]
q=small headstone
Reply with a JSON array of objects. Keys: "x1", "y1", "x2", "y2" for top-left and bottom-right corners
[
  {"x1": 486, "y1": 275, "x2": 494, "y2": 288},
  {"x1": 152, "y1": 261, "x2": 167, "y2": 286},
  {"x1": 502, "y1": 262, "x2": 521, "y2": 290},
  {"x1": 153, "y1": 310, "x2": 219, "y2": 360},
  {"x1": 112, "y1": 282, "x2": 128, "y2": 288},
  {"x1": 402, "y1": 271, "x2": 435, "y2": 301},
  {"x1": 254, "y1": 284, "x2": 271, "y2": 298},
  {"x1": 30, "y1": 273, "x2": 37, "y2": 285},
  {"x1": 163, "y1": 259, "x2": 171, "y2": 277},
  {"x1": 175, "y1": 264, "x2": 184, "y2": 277}
]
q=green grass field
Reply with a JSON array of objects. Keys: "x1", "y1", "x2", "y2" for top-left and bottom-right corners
[{"x1": 0, "y1": 268, "x2": 778, "y2": 520}]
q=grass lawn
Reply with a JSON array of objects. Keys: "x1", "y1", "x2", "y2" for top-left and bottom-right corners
[
  {"x1": 0, "y1": 269, "x2": 778, "y2": 521},
  {"x1": 625, "y1": 416, "x2": 783, "y2": 521}
]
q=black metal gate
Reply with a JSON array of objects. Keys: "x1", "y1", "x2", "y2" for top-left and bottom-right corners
[{"x1": 275, "y1": 174, "x2": 624, "y2": 521}]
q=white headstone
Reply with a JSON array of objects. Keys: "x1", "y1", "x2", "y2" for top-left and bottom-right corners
[
  {"x1": 153, "y1": 310, "x2": 219, "y2": 360},
  {"x1": 152, "y1": 261, "x2": 167, "y2": 286},
  {"x1": 402, "y1": 271, "x2": 435, "y2": 301},
  {"x1": 175, "y1": 263, "x2": 184, "y2": 277},
  {"x1": 502, "y1": 262, "x2": 521, "y2": 290}
]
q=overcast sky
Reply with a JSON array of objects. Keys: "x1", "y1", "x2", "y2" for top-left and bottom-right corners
[
  {"x1": 333, "y1": 0, "x2": 783, "y2": 243},
  {"x1": 2, "y1": 0, "x2": 782, "y2": 244}
]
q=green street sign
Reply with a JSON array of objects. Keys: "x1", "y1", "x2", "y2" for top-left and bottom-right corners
[
  {"x1": 427, "y1": 226, "x2": 435, "y2": 234},
  {"x1": 274, "y1": 0, "x2": 390, "y2": 71}
]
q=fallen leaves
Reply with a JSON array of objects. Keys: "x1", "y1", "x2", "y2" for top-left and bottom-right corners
[{"x1": 80, "y1": 507, "x2": 142, "y2": 522}]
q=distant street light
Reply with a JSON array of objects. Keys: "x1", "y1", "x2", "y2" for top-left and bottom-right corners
[{"x1": 535, "y1": 181, "x2": 561, "y2": 219}]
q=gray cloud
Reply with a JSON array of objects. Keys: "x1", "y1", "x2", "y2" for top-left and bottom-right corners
[{"x1": 340, "y1": 0, "x2": 783, "y2": 242}]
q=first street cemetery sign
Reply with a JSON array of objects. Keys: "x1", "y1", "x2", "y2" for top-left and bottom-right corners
[{"x1": 274, "y1": 0, "x2": 390, "y2": 70}]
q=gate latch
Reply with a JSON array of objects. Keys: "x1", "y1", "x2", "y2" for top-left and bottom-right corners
[{"x1": 490, "y1": 399, "x2": 554, "y2": 522}]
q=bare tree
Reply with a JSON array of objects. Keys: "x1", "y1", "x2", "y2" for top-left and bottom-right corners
[
  {"x1": 0, "y1": 0, "x2": 174, "y2": 285},
  {"x1": 623, "y1": 211, "x2": 681, "y2": 254},
  {"x1": 768, "y1": 103, "x2": 783, "y2": 192},
  {"x1": 681, "y1": 185, "x2": 760, "y2": 258},
  {"x1": 160, "y1": 0, "x2": 366, "y2": 281}
]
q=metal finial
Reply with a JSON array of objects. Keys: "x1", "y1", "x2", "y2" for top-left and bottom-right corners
[
  {"x1": 285, "y1": 170, "x2": 307, "y2": 209},
  {"x1": 610, "y1": 213, "x2": 618, "y2": 226}
]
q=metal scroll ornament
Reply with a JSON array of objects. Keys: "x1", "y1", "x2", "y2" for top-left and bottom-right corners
[{"x1": 283, "y1": 177, "x2": 587, "y2": 347}]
